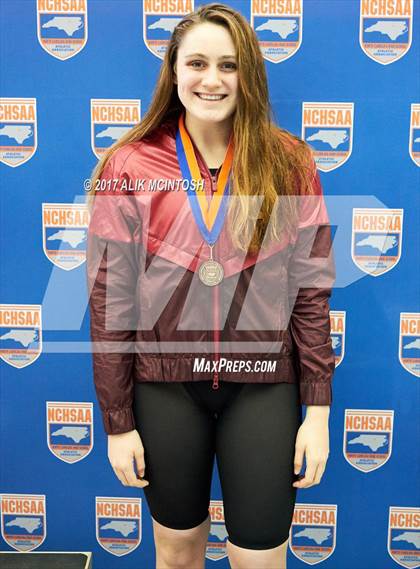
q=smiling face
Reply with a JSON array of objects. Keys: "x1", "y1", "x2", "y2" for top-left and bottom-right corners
[{"x1": 174, "y1": 22, "x2": 239, "y2": 127}]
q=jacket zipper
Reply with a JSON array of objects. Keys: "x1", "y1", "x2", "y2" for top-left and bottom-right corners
[
  {"x1": 213, "y1": 282, "x2": 220, "y2": 389},
  {"x1": 209, "y1": 172, "x2": 220, "y2": 390}
]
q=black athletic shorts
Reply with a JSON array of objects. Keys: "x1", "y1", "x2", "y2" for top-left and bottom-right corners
[{"x1": 132, "y1": 380, "x2": 302, "y2": 550}]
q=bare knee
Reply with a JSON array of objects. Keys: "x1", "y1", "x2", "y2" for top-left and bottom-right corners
[
  {"x1": 227, "y1": 536, "x2": 289, "y2": 569},
  {"x1": 153, "y1": 515, "x2": 210, "y2": 568}
]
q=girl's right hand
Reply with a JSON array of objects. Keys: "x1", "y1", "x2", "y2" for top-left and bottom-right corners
[{"x1": 107, "y1": 430, "x2": 150, "y2": 488}]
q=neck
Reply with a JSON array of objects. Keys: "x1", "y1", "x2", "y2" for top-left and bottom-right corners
[{"x1": 184, "y1": 111, "x2": 232, "y2": 168}]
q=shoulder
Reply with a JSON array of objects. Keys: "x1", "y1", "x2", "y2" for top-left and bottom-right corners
[
  {"x1": 103, "y1": 142, "x2": 144, "y2": 178},
  {"x1": 104, "y1": 118, "x2": 177, "y2": 178},
  {"x1": 271, "y1": 125, "x2": 320, "y2": 196},
  {"x1": 274, "y1": 126, "x2": 315, "y2": 167}
]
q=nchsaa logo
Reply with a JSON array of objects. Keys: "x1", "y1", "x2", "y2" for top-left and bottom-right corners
[
  {"x1": 0, "y1": 304, "x2": 42, "y2": 368},
  {"x1": 343, "y1": 409, "x2": 394, "y2": 472},
  {"x1": 399, "y1": 313, "x2": 420, "y2": 377},
  {"x1": 302, "y1": 102, "x2": 354, "y2": 172},
  {"x1": 206, "y1": 500, "x2": 227, "y2": 561},
  {"x1": 387, "y1": 506, "x2": 420, "y2": 568},
  {"x1": 251, "y1": 0, "x2": 302, "y2": 63},
  {"x1": 37, "y1": 0, "x2": 88, "y2": 60},
  {"x1": 96, "y1": 497, "x2": 142, "y2": 555},
  {"x1": 330, "y1": 310, "x2": 346, "y2": 368},
  {"x1": 0, "y1": 98, "x2": 37, "y2": 167},
  {"x1": 352, "y1": 208, "x2": 403, "y2": 276},
  {"x1": 91, "y1": 99, "x2": 141, "y2": 159},
  {"x1": 359, "y1": 0, "x2": 413, "y2": 65},
  {"x1": 47, "y1": 402, "x2": 93, "y2": 463},
  {"x1": 42, "y1": 203, "x2": 90, "y2": 270},
  {"x1": 143, "y1": 0, "x2": 193, "y2": 60},
  {"x1": 290, "y1": 504, "x2": 337, "y2": 563},
  {"x1": 1, "y1": 494, "x2": 46, "y2": 551},
  {"x1": 409, "y1": 103, "x2": 420, "y2": 167}
]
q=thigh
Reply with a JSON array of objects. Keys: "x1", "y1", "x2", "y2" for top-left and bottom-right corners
[
  {"x1": 132, "y1": 381, "x2": 216, "y2": 530},
  {"x1": 215, "y1": 382, "x2": 302, "y2": 550}
]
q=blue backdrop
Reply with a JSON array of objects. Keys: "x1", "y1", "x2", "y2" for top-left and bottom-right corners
[{"x1": 1, "y1": 1, "x2": 419, "y2": 568}]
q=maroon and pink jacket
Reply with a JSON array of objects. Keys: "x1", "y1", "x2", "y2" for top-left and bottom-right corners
[{"x1": 86, "y1": 114, "x2": 336, "y2": 435}]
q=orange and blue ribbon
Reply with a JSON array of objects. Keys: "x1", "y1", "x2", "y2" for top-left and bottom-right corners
[{"x1": 176, "y1": 112, "x2": 234, "y2": 245}]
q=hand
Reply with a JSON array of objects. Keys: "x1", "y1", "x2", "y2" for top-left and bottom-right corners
[
  {"x1": 108, "y1": 429, "x2": 150, "y2": 488},
  {"x1": 293, "y1": 409, "x2": 330, "y2": 488}
]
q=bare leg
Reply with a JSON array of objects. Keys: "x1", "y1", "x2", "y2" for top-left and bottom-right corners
[
  {"x1": 226, "y1": 536, "x2": 289, "y2": 569},
  {"x1": 153, "y1": 514, "x2": 211, "y2": 569}
]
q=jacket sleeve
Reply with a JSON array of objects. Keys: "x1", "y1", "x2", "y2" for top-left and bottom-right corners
[
  {"x1": 287, "y1": 164, "x2": 336, "y2": 406},
  {"x1": 86, "y1": 152, "x2": 139, "y2": 435}
]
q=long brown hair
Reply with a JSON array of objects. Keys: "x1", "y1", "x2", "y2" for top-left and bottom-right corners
[{"x1": 87, "y1": 2, "x2": 316, "y2": 254}]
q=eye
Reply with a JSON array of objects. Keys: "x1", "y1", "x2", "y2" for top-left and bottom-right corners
[{"x1": 188, "y1": 60, "x2": 237, "y2": 70}]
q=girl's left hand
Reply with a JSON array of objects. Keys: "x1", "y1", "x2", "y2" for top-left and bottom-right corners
[{"x1": 293, "y1": 415, "x2": 330, "y2": 488}]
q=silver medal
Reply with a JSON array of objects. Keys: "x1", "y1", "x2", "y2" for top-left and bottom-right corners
[{"x1": 198, "y1": 244, "x2": 224, "y2": 286}]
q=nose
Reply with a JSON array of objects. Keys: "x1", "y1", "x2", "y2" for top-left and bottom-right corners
[{"x1": 201, "y1": 65, "x2": 222, "y2": 88}]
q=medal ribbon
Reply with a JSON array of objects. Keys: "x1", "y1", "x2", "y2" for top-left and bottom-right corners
[{"x1": 176, "y1": 112, "x2": 234, "y2": 245}]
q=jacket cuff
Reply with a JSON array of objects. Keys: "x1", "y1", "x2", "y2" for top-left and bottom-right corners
[
  {"x1": 102, "y1": 406, "x2": 136, "y2": 435},
  {"x1": 300, "y1": 381, "x2": 332, "y2": 406}
]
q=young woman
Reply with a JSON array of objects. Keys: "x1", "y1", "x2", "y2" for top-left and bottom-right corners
[{"x1": 86, "y1": 3, "x2": 335, "y2": 568}]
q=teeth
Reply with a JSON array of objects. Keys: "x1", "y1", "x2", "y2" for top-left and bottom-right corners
[{"x1": 197, "y1": 93, "x2": 225, "y2": 100}]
